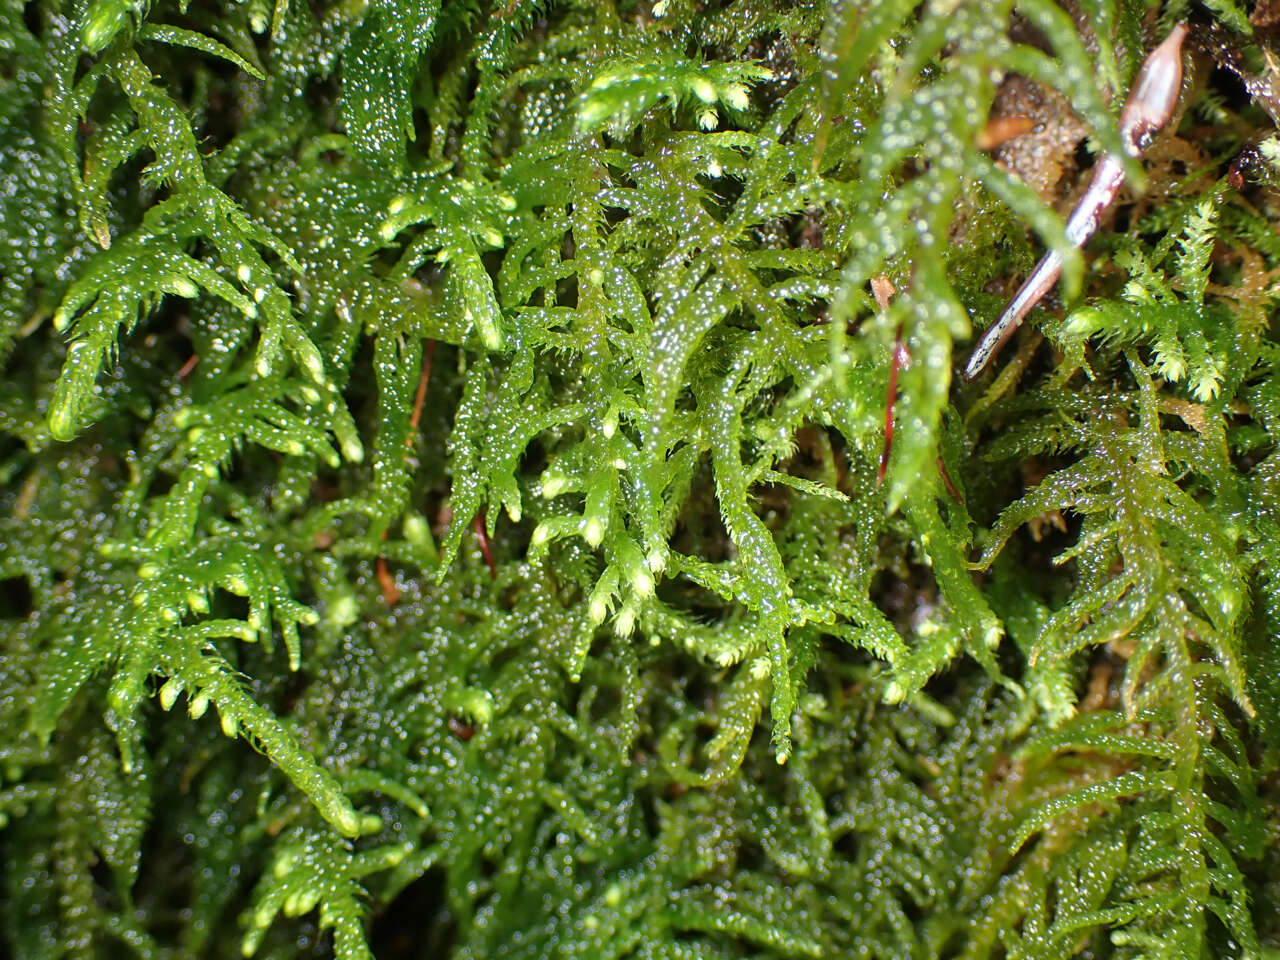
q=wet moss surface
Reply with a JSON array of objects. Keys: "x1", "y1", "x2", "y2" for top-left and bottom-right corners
[{"x1": 3, "y1": 0, "x2": 1280, "y2": 956}]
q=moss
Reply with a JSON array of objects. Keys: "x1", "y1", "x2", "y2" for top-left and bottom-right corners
[{"x1": 2, "y1": 0, "x2": 1279, "y2": 956}]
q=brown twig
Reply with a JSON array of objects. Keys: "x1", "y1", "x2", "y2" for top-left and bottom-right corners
[
  {"x1": 407, "y1": 340, "x2": 436, "y2": 447},
  {"x1": 473, "y1": 512, "x2": 497, "y2": 579}
]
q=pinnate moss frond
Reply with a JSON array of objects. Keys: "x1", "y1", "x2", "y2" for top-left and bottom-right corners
[{"x1": 3, "y1": 0, "x2": 1280, "y2": 957}]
